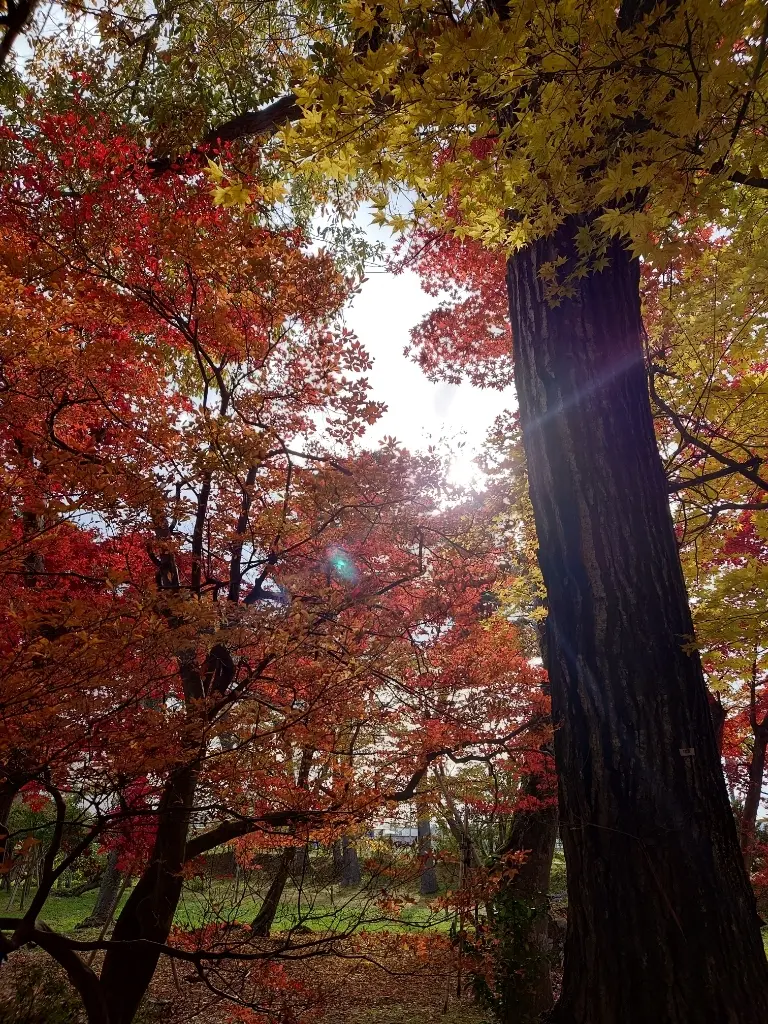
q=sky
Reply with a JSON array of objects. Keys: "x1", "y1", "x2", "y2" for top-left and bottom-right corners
[{"x1": 344, "y1": 252, "x2": 512, "y2": 488}]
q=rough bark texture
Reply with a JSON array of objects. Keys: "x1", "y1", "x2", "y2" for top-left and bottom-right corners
[
  {"x1": 505, "y1": 223, "x2": 768, "y2": 1024},
  {"x1": 417, "y1": 816, "x2": 439, "y2": 895},
  {"x1": 740, "y1": 723, "x2": 768, "y2": 873},
  {"x1": 99, "y1": 764, "x2": 198, "y2": 1024},
  {"x1": 77, "y1": 850, "x2": 122, "y2": 930}
]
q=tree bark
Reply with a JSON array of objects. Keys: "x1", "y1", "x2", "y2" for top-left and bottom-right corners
[
  {"x1": 488, "y1": 602, "x2": 559, "y2": 1024},
  {"x1": 332, "y1": 839, "x2": 344, "y2": 881},
  {"x1": 251, "y1": 847, "x2": 294, "y2": 937},
  {"x1": 494, "y1": 771, "x2": 558, "y2": 1024},
  {"x1": 740, "y1": 722, "x2": 768, "y2": 873},
  {"x1": 99, "y1": 764, "x2": 198, "y2": 1024},
  {"x1": 505, "y1": 223, "x2": 768, "y2": 1024},
  {"x1": 0, "y1": 784, "x2": 17, "y2": 827},
  {"x1": 707, "y1": 690, "x2": 726, "y2": 755},
  {"x1": 417, "y1": 815, "x2": 439, "y2": 895},
  {"x1": 292, "y1": 842, "x2": 309, "y2": 881},
  {"x1": 340, "y1": 836, "x2": 361, "y2": 887},
  {"x1": 77, "y1": 850, "x2": 122, "y2": 930}
]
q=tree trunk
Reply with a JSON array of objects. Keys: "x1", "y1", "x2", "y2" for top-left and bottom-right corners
[
  {"x1": 340, "y1": 836, "x2": 361, "y2": 887},
  {"x1": 292, "y1": 842, "x2": 309, "y2": 881},
  {"x1": 505, "y1": 223, "x2": 768, "y2": 1024},
  {"x1": 740, "y1": 723, "x2": 768, "y2": 873},
  {"x1": 417, "y1": 815, "x2": 439, "y2": 895},
  {"x1": 707, "y1": 690, "x2": 726, "y2": 755},
  {"x1": 487, "y1": 598, "x2": 559, "y2": 1024},
  {"x1": 494, "y1": 771, "x2": 558, "y2": 1024},
  {"x1": 332, "y1": 839, "x2": 344, "y2": 881},
  {"x1": 252, "y1": 847, "x2": 294, "y2": 936},
  {"x1": 0, "y1": 783, "x2": 17, "y2": 827},
  {"x1": 77, "y1": 850, "x2": 122, "y2": 929},
  {"x1": 99, "y1": 764, "x2": 197, "y2": 1024},
  {"x1": 252, "y1": 750, "x2": 314, "y2": 936}
]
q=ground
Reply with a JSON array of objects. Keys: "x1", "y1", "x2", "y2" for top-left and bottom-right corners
[
  {"x1": 1, "y1": 853, "x2": 764, "y2": 1023},
  {"x1": 0, "y1": 938, "x2": 485, "y2": 1024},
  {"x1": 0, "y1": 874, "x2": 486, "y2": 1024}
]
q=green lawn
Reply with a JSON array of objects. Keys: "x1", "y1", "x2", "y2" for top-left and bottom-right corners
[
  {"x1": 0, "y1": 877, "x2": 455, "y2": 937},
  {"x1": 0, "y1": 888, "x2": 134, "y2": 934}
]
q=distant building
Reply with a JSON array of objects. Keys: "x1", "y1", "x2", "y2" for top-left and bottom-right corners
[{"x1": 372, "y1": 824, "x2": 419, "y2": 846}]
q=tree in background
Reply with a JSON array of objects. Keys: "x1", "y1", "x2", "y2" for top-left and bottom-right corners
[{"x1": 0, "y1": 112, "x2": 547, "y2": 1022}]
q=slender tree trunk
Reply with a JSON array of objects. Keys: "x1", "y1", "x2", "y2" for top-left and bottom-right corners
[
  {"x1": 77, "y1": 850, "x2": 123, "y2": 930},
  {"x1": 417, "y1": 814, "x2": 439, "y2": 896},
  {"x1": 505, "y1": 223, "x2": 768, "y2": 1023},
  {"x1": 332, "y1": 839, "x2": 344, "y2": 881},
  {"x1": 252, "y1": 847, "x2": 294, "y2": 936},
  {"x1": 253, "y1": 750, "x2": 314, "y2": 935},
  {"x1": 0, "y1": 785, "x2": 14, "y2": 890},
  {"x1": 99, "y1": 764, "x2": 198, "y2": 1024},
  {"x1": 434, "y1": 769, "x2": 482, "y2": 869},
  {"x1": 340, "y1": 836, "x2": 361, "y2": 887},
  {"x1": 495, "y1": 771, "x2": 558, "y2": 1024},
  {"x1": 489, "y1": 601, "x2": 559, "y2": 1023},
  {"x1": 740, "y1": 722, "x2": 768, "y2": 873}
]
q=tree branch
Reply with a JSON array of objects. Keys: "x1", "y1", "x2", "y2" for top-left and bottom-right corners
[{"x1": 150, "y1": 94, "x2": 299, "y2": 173}]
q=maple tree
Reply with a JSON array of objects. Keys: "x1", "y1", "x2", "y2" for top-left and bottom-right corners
[
  {"x1": 642, "y1": 223, "x2": 768, "y2": 880},
  {"x1": 0, "y1": 112, "x2": 546, "y2": 1024}
]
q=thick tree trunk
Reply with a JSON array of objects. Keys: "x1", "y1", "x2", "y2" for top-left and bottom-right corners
[
  {"x1": 292, "y1": 842, "x2": 309, "y2": 881},
  {"x1": 99, "y1": 765, "x2": 197, "y2": 1024},
  {"x1": 252, "y1": 847, "x2": 294, "y2": 936},
  {"x1": 740, "y1": 723, "x2": 768, "y2": 873},
  {"x1": 417, "y1": 815, "x2": 439, "y2": 895},
  {"x1": 505, "y1": 223, "x2": 768, "y2": 1024},
  {"x1": 77, "y1": 850, "x2": 123, "y2": 930},
  {"x1": 340, "y1": 836, "x2": 361, "y2": 887}
]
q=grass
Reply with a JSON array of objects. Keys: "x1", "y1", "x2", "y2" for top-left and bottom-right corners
[
  {"x1": 1, "y1": 875, "x2": 762, "y2": 1024},
  {"x1": 0, "y1": 874, "x2": 482, "y2": 1024},
  {"x1": 0, "y1": 887, "x2": 135, "y2": 934},
  {"x1": 0, "y1": 876, "x2": 456, "y2": 937}
]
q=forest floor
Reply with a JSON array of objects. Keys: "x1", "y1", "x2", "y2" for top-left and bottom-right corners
[
  {"x1": 0, "y1": 872, "x2": 488, "y2": 1023},
  {"x1": 1, "y1": 855, "x2": 764, "y2": 1023},
  {"x1": 0, "y1": 934, "x2": 484, "y2": 1024}
]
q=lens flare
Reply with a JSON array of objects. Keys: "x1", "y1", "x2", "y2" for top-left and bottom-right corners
[{"x1": 327, "y1": 547, "x2": 358, "y2": 583}]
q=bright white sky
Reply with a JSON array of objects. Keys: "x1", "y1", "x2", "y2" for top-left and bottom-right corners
[{"x1": 344, "y1": 250, "x2": 512, "y2": 488}]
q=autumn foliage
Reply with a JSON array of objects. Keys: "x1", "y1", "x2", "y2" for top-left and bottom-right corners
[{"x1": 0, "y1": 112, "x2": 546, "y2": 1023}]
